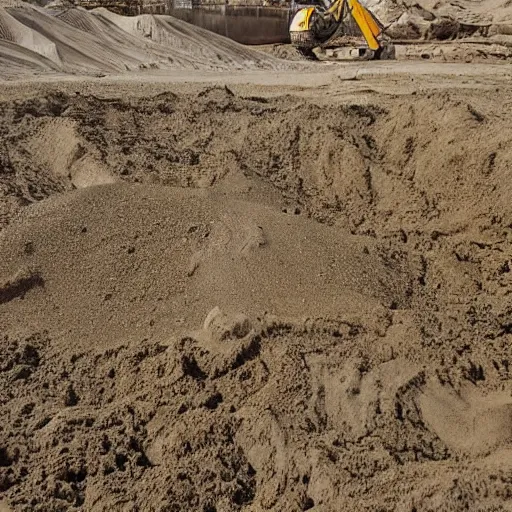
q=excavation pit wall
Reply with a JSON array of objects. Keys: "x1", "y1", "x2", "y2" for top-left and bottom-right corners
[{"x1": 1, "y1": 87, "x2": 508, "y2": 236}]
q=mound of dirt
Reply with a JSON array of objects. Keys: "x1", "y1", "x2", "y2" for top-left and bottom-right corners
[
  {"x1": 0, "y1": 5, "x2": 59, "y2": 62},
  {"x1": 2, "y1": 86, "x2": 512, "y2": 511},
  {"x1": 0, "y1": 4, "x2": 294, "y2": 79},
  {"x1": 3, "y1": 304, "x2": 512, "y2": 512},
  {"x1": 255, "y1": 43, "x2": 306, "y2": 61},
  {"x1": 0, "y1": 182, "x2": 411, "y2": 351},
  {"x1": 2, "y1": 87, "x2": 511, "y2": 234}
]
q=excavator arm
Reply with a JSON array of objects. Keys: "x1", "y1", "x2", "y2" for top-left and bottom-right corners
[{"x1": 343, "y1": 0, "x2": 382, "y2": 50}]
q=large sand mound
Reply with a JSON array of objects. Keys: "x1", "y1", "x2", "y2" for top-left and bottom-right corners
[
  {"x1": 0, "y1": 3, "x2": 293, "y2": 79},
  {"x1": 0, "y1": 183, "x2": 411, "y2": 350},
  {"x1": 0, "y1": 5, "x2": 59, "y2": 62}
]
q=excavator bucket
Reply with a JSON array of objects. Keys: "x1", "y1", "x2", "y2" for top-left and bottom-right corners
[{"x1": 289, "y1": 6, "x2": 320, "y2": 57}]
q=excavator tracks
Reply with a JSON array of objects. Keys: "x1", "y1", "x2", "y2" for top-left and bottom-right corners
[
  {"x1": 296, "y1": 46, "x2": 319, "y2": 60},
  {"x1": 290, "y1": 30, "x2": 320, "y2": 60}
]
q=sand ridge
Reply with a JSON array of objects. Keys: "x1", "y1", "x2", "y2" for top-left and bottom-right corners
[{"x1": 0, "y1": 3, "x2": 296, "y2": 79}]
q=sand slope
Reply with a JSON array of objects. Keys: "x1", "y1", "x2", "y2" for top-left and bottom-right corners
[
  {"x1": 0, "y1": 183, "x2": 411, "y2": 351},
  {"x1": 0, "y1": 3, "x2": 293, "y2": 79}
]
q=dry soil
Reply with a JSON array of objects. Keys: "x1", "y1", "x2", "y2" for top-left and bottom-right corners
[{"x1": 2, "y1": 5, "x2": 512, "y2": 512}]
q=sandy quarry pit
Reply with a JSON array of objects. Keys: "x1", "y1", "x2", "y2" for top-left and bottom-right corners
[
  {"x1": 2, "y1": 6, "x2": 512, "y2": 510},
  {"x1": 1, "y1": 71, "x2": 512, "y2": 511}
]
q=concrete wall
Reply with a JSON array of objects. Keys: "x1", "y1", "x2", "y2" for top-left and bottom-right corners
[
  {"x1": 75, "y1": 0, "x2": 292, "y2": 43},
  {"x1": 140, "y1": 0, "x2": 167, "y2": 13},
  {"x1": 168, "y1": 4, "x2": 291, "y2": 44}
]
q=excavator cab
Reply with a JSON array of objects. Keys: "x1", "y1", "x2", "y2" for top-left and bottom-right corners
[{"x1": 289, "y1": 0, "x2": 394, "y2": 60}]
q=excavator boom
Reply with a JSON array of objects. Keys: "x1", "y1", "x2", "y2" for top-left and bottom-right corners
[{"x1": 346, "y1": 0, "x2": 381, "y2": 50}]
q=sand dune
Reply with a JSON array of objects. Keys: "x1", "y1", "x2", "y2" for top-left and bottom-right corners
[
  {"x1": 0, "y1": 5, "x2": 59, "y2": 62},
  {"x1": 0, "y1": 36, "x2": 60, "y2": 73},
  {"x1": 0, "y1": 183, "x2": 411, "y2": 351},
  {"x1": 0, "y1": 3, "x2": 292, "y2": 79}
]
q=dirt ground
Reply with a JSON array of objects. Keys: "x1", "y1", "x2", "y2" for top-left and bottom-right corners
[
  {"x1": 1, "y1": 63, "x2": 512, "y2": 512},
  {"x1": 2, "y1": 3, "x2": 512, "y2": 511}
]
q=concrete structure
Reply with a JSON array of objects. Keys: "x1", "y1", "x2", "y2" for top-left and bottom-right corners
[
  {"x1": 168, "y1": 2, "x2": 291, "y2": 44},
  {"x1": 75, "y1": 0, "x2": 140, "y2": 15},
  {"x1": 75, "y1": 0, "x2": 291, "y2": 43}
]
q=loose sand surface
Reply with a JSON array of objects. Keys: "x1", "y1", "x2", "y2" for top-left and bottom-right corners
[
  {"x1": 2, "y1": 4, "x2": 512, "y2": 512},
  {"x1": 0, "y1": 2, "x2": 296, "y2": 80}
]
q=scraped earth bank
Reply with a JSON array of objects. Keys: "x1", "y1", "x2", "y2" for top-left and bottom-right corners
[
  {"x1": 366, "y1": 0, "x2": 512, "y2": 41},
  {"x1": 1, "y1": 87, "x2": 512, "y2": 511}
]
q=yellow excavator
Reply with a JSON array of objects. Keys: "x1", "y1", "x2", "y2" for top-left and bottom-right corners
[{"x1": 289, "y1": 0, "x2": 394, "y2": 60}]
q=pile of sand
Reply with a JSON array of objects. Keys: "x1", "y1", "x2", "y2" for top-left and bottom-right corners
[
  {"x1": 0, "y1": 183, "x2": 411, "y2": 350},
  {"x1": 0, "y1": 5, "x2": 59, "y2": 61},
  {"x1": 0, "y1": 3, "x2": 293, "y2": 79},
  {"x1": 1, "y1": 86, "x2": 512, "y2": 510}
]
